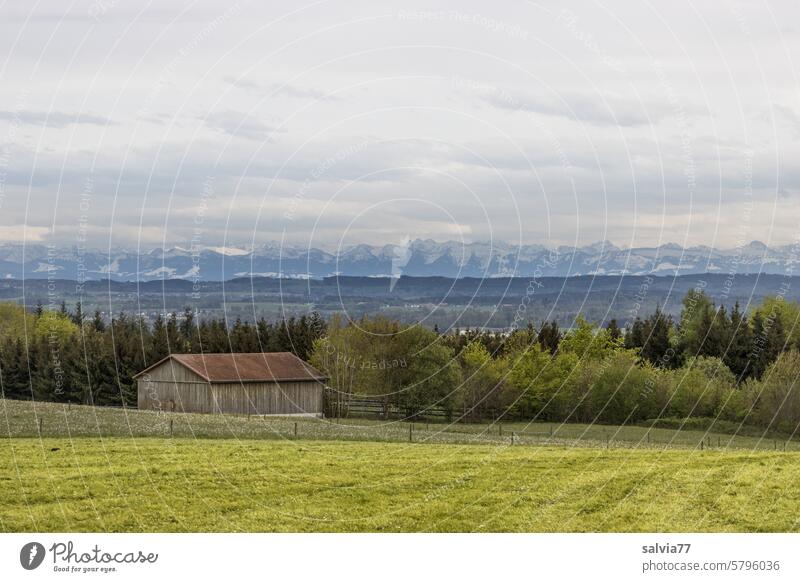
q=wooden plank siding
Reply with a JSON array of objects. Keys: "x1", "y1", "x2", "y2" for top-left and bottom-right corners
[
  {"x1": 139, "y1": 359, "x2": 206, "y2": 383},
  {"x1": 211, "y1": 382, "x2": 323, "y2": 415},
  {"x1": 137, "y1": 377, "x2": 324, "y2": 416}
]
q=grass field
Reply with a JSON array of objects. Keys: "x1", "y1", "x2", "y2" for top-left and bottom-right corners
[
  {"x1": 3, "y1": 399, "x2": 800, "y2": 532},
  {"x1": 3, "y1": 438, "x2": 800, "y2": 532},
  {"x1": 2, "y1": 399, "x2": 797, "y2": 451}
]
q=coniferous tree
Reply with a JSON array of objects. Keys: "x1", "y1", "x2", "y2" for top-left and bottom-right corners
[
  {"x1": 707, "y1": 305, "x2": 731, "y2": 359},
  {"x1": 166, "y1": 312, "x2": 183, "y2": 352},
  {"x1": 537, "y1": 320, "x2": 561, "y2": 355},
  {"x1": 71, "y1": 301, "x2": 85, "y2": 326},
  {"x1": 606, "y1": 319, "x2": 621, "y2": 342},
  {"x1": 179, "y1": 307, "x2": 199, "y2": 352},
  {"x1": 725, "y1": 302, "x2": 754, "y2": 380},
  {"x1": 640, "y1": 307, "x2": 674, "y2": 367},
  {"x1": 0, "y1": 338, "x2": 30, "y2": 399},
  {"x1": 624, "y1": 317, "x2": 645, "y2": 350},
  {"x1": 92, "y1": 310, "x2": 106, "y2": 332},
  {"x1": 149, "y1": 314, "x2": 169, "y2": 363},
  {"x1": 676, "y1": 289, "x2": 714, "y2": 358}
]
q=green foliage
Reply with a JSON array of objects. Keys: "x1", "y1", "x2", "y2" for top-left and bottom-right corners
[
  {"x1": 572, "y1": 350, "x2": 655, "y2": 424},
  {"x1": 748, "y1": 351, "x2": 800, "y2": 431},
  {"x1": 724, "y1": 302, "x2": 753, "y2": 379},
  {"x1": 754, "y1": 297, "x2": 800, "y2": 348},
  {"x1": 606, "y1": 318, "x2": 621, "y2": 341},
  {"x1": 0, "y1": 303, "x2": 35, "y2": 341},
  {"x1": 457, "y1": 341, "x2": 507, "y2": 420},
  {"x1": 311, "y1": 315, "x2": 460, "y2": 417},
  {"x1": 750, "y1": 306, "x2": 788, "y2": 378},
  {"x1": 639, "y1": 307, "x2": 675, "y2": 367},
  {"x1": 536, "y1": 320, "x2": 561, "y2": 354},
  {"x1": 393, "y1": 325, "x2": 461, "y2": 416},
  {"x1": 559, "y1": 315, "x2": 616, "y2": 360},
  {"x1": 677, "y1": 289, "x2": 716, "y2": 357},
  {"x1": 34, "y1": 311, "x2": 79, "y2": 342},
  {"x1": 507, "y1": 346, "x2": 578, "y2": 420}
]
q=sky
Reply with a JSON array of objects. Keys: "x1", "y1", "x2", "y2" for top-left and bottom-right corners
[{"x1": 0, "y1": 0, "x2": 799, "y2": 252}]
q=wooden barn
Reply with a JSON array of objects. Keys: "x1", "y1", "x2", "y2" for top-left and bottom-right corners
[{"x1": 134, "y1": 352, "x2": 327, "y2": 416}]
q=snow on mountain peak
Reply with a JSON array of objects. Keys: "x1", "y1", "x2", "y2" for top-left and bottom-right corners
[{"x1": 0, "y1": 240, "x2": 795, "y2": 281}]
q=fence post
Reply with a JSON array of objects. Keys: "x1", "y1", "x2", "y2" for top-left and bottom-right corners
[
  {"x1": 169, "y1": 418, "x2": 173, "y2": 437},
  {"x1": 38, "y1": 417, "x2": 43, "y2": 434},
  {"x1": 511, "y1": 431, "x2": 516, "y2": 446},
  {"x1": 499, "y1": 424, "x2": 502, "y2": 437},
  {"x1": 294, "y1": 422, "x2": 298, "y2": 437},
  {"x1": 700, "y1": 440, "x2": 704, "y2": 451},
  {"x1": 409, "y1": 423, "x2": 413, "y2": 443}
]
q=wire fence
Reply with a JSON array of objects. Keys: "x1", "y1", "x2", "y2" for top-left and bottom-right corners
[{"x1": 4, "y1": 397, "x2": 799, "y2": 452}]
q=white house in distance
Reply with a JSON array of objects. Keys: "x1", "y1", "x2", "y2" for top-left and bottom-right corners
[{"x1": 134, "y1": 352, "x2": 327, "y2": 416}]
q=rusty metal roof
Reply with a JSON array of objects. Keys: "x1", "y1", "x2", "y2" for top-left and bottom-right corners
[{"x1": 134, "y1": 352, "x2": 327, "y2": 383}]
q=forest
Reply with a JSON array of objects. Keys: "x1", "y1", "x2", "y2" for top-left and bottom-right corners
[
  {"x1": 0, "y1": 302, "x2": 326, "y2": 406},
  {"x1": 2, "y1": 289, "x2": 800, "y2": 432}
]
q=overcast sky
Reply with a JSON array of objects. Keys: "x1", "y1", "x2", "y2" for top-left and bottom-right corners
[{"x1": 0, "y1": 0, "x2": 798, "y2": 251}]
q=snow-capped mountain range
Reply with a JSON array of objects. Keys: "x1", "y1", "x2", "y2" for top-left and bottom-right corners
[{"x1": 0, "y1": 240, "x2": 794, "y2": 281}]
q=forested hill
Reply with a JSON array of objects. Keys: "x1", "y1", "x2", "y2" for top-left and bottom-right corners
[{"x1": 0, "y1": 273, "x2": 797, "y2": 328}]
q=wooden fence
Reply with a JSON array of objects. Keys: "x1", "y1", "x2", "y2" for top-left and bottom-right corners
[{"x1": 324, "y1": 390, "x2": 452, "y2": 421}]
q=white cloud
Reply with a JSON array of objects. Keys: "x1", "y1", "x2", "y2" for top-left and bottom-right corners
[{"x1": 0, "y1": 226, "x2": 51, "y2": 242}]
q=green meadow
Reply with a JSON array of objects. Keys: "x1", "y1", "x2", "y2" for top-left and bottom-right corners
[
  {"x1": 3, "y1": 438, "x2": 800, "y2": 532},
  {"x1": 2, "y1": 400, "x2": 800, "y2": 532}
]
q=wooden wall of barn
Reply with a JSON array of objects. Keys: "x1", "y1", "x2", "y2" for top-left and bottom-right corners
[
  {"x1": 211, "y1": 381, "x2": 323, "y2": 415},
  {"x1": 137, "y1": 375, "x2": 324, "y2": 416}
]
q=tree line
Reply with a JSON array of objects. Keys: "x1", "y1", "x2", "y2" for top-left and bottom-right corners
[
  {"x1": 3, "y1": 289, "x2": 800, "y2": 432},
  {"x1": 0, "y1": 302, "x2": 326, "y2": 406},
  {"x1": 313, "y1": 290, "x2": 800, "y2": 432}
]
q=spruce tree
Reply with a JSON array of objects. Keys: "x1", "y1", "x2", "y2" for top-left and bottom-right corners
[{"x1": 606, "y1": 319, "x2": 621, "y2": 342}]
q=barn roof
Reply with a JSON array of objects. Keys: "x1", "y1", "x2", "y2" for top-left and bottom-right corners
[{"x1": 133, "y1": 352, "x2": 327, "y2": 384}]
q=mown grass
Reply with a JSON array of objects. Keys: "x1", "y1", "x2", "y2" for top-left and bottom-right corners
[
  {"x1": 4, "y1": 399, "x2": 800, "y2": 532},
  {"x1": 2, "y1": 437, "x2": 800, "y2": 532},
  {"x1": 2, "y1": 399, "x2": 797, "y2": 451}
]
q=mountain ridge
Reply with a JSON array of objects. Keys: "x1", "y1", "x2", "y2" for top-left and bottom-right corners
[{"x1": 0, "y1": 239, "x2": 794, "y2": 281}]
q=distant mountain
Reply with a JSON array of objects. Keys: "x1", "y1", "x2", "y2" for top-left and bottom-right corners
[{"x1": 0, "y1": 239, "x2": 793, "y2": 281}]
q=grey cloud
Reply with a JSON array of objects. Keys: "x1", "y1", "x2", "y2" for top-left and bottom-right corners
[
  {"x1": 266, "y1": 83, "x2": 341, "y2": 102},
  {"x1": 0, "y1": 110, "x2": 112, "y2": 128},
  {"x1": 482, "y1": 89, "x2": 688, "y2": 128},
  {"x1": 222, "y1": 76, "x2": 261, "y2": 92},
  {"x1": 223, "y1": 75, "x2": 339, "y2": 101},
  {"x1": 775, "y1": 105, "x2": 800, "y2": 137},
  {"x1": 200, "y1": 110, "x2": 285, "y2": 142}
]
